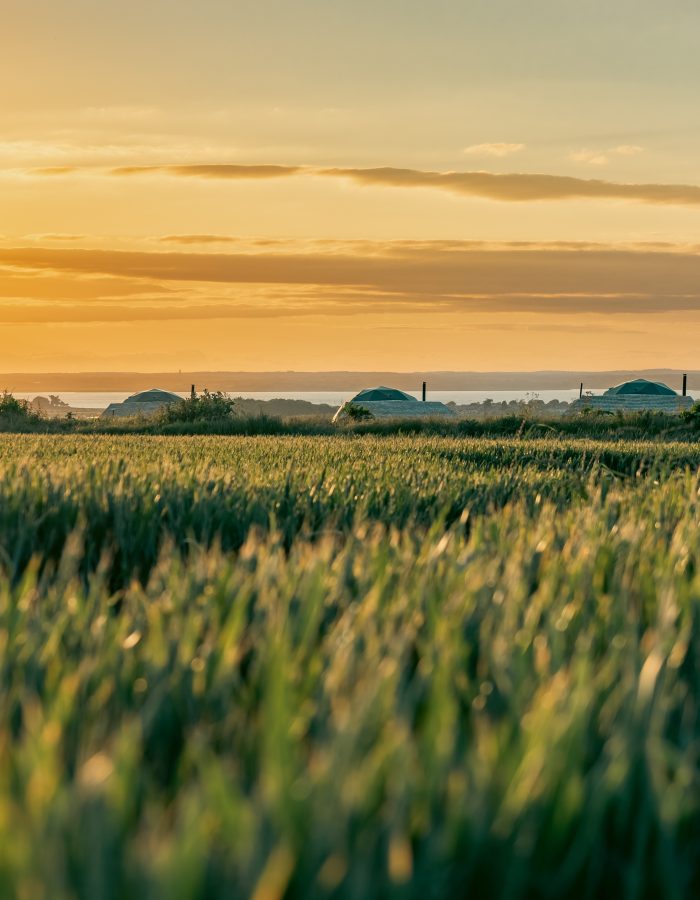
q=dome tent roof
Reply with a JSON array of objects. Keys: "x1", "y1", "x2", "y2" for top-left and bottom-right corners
[
  {"x1": 126, "y1": 388, "x2": 182, "y2": 403},
  {"x1": 604, "y1": 378, "x2": 677, "y2": 397},
  {"x1": 102, "y1": 387, "x2": 183, "y2": 418},
  {"x1": 351, "y1": 386, "x2": 414, "y2": 402}
]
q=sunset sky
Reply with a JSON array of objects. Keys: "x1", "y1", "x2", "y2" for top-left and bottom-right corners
[{"x1": 3, "y1": 0, "x2": 700, "y2": 372}]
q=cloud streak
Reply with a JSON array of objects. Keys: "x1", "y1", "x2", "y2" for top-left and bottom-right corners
[
  {"x1": 0, "y1": 303, "x2": 354, "y2": 324},
  {"x1": 112, "y1": 161, "x2": 700, "y2": 206},
  {"x1": 31, "y1": 166, "x2": 79, "y2": 176},
  {"x1": 25, "y1": 233, "x2": 87, "y2": 242},
  {"x1": 5, "y1": 242, "x2": 700, "y2": 316},
  {"x1": 463, "y1": 143, "x2": 525, "y2": 157},
  {"x1": 158, "y1": 234, "x2": 240, "y2": 245},
  {"x1": 569, "y1": 149, "x2": 609, "y2": 167},
  {"x1": 16, "y1": 161, "x2": 700, "y2": 206},
  {"x1": 3, "y1": 294, "x2": 700, "y2": 324},
  {"x1": 111, "y1": 164, "x2": 301, "y2": 179},
  {"x1": 132, "y1": 163, "x2": 700, "y2": 205},
  {"x1": 320, "y1": 166, "x2": 700, "y2": 205},
  {"x1": 569, "y1": 145, "x2": 645, "y2": 166}
]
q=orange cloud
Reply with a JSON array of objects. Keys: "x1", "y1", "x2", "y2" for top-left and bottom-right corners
[
  {"x1": 568, "y1": 145, "x2": 645, "y2": 166},
  {"x1": 111, "y1": 164, "x2": 301, "y2": 178},
  {"x1": 25, "y1": 233, "x2": 86, "y2": 242},
  {"x1": 30, "y1": 166, "x2": 78, "y2": 176},
  {"x1": 4, "y1": 242, "x2": 700, "y2": 315},
  {"x1": 19, "y1": 162, "x2": 700, "y2": 207},
  {"x1": 320, "y1": 166, "x2": 700, "y2": 205},
  {"x1": 463, "y1": 143, "x2": 525, "y2": 157},
  {"x1": 0, "y1": 303, "x2": 353, "y2": 324},
  {"x1": 111, "y1": 162, "x2": 700, "y2": 206},
  {"x1": 159, "y1": 234, "x2": 240, "y2": 245}
]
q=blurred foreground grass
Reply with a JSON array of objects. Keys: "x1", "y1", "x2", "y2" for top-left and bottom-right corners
[{"x1": 1, "y1": 435, "x2": 700, "y2": 898}]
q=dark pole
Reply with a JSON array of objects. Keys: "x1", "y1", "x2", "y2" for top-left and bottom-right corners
[
  {"x1": 191, "y1": 384, "x2": 196, "y2": 399},
  {"x1": 579, "y1": 382, "x2": 583, "y2": 399},
  {"x1": 683, "y1": 374, "x2": 687, "y2": 397},
  {"x1": 422, "y1": 381, "x2": 426, "y2": 402}
]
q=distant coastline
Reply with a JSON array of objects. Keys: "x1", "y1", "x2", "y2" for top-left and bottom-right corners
[{"x1": 1, "y1": 369, "x2": 696, "y2": 393}]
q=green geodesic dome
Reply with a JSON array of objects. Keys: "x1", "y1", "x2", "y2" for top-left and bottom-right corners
[
  {"x1": 351, "y1": 386, "x2": 414, "y2": 402},
  {"x1": 604, "y1": 379, "x2": 677, "y2": 397},
  {"x1": 126, "y1": 389, "x2": 182, "y2": 403}
]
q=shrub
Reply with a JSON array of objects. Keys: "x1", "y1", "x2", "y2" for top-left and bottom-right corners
[
  {"x1": 158, "y1": 389, "x2": 237, "y2": 424},
  {"x1": 341, "y1": 402, "x2": 373, "y2": 421},
  {"x1": 680, "y1": 402, "x2": 700, "y2": 427},
  {"x1": 0, "y1": 392, "x2": 42, "y2": 427}
]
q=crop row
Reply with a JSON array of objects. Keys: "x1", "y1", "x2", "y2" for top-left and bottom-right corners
[{"x1": 2, "y1": 435, "x2": 700, "y2": 586}]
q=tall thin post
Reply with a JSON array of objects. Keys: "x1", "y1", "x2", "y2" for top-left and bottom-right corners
[
  {"x1": 191, "y1": 384, "x2": 196, "y2": 399},
  {"x1": 579, "y1": 382, "x2": 583, "y2": 399},
  {"x1": 683, "y1": 374, "x2": 687, "y2": 396},
  {"x1": 422, "y1": 381, "x2": 426, "y2": 402}
]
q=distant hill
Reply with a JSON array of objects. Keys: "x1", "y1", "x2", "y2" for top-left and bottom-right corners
[{"x1": 1, "y1": 369, "x2": 697, "y2": 393}]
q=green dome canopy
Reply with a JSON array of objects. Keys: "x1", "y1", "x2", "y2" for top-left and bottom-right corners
[
  {"x1": 126, "y1": 389, "x2": 182, "y2": 403},
  {"x1": 604, "y1": 379, "x2": 677, "y2": 397},
  {"x1": 351, "y1": 386, "x2": 414, "y2": 402}
]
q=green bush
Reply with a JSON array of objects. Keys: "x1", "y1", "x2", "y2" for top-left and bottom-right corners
[
  {"x1": 0, "y1": 391, "x2": 42, "y2": 428},
  {"x1": 158, "y1": 389, "x2": 237, "y2": 424},
  {"x1": 341, "y1": 402, "x2": 373, "y2": 421},
  {"x1": 680, "y1": 402, "x2": 700, "y2": 427}
]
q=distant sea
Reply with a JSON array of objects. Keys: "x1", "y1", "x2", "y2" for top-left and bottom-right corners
[{"x1": 15, "y1": 389, "x2": 583, "y2": 410}]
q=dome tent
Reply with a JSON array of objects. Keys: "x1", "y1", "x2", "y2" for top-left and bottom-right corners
[
  {"x1": 126, "y1": 388, "x2": 182, "y2": 404},
  {"x1": 351, "y1": 386, "x2": 414, "y2": 402},
  {"x1": 334, "y1": 385, "x2": 455, "y2": 423},
  {"x1": 571, "y1": 377, "x2": 693, "y2": 414},
  {"x1": 102, "y1": 388, "x2": 183, "y2": 418},
  {"x1": 605, "y1": 379, "x2": 677, "y2": 397}
]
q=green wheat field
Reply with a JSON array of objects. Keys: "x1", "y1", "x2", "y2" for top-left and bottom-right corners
[{"x1": 2, "y1": 434, "x2": 700, "y2": 899}]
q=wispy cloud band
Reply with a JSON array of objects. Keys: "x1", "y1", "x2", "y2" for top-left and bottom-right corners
[
  {"x1": 22, "y1": 162, "x2": 700, "y2": 206},
  {"x1": 463, "y1": 143, "x2": 525, "y2": 157},
  {"x1": 4, "y1": 242, "x2": 700, "y2": 316},
  {"x1": 111, "y1": 164, "x2": 301, "y2": 179},
  {"x1": 320, "y1": 166, "x2": 700, "y2": 205}
]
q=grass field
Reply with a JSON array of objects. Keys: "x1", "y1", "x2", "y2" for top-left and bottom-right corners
[{"x1": 2, "y1": 435, "x2": 700, "y2": 898}]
